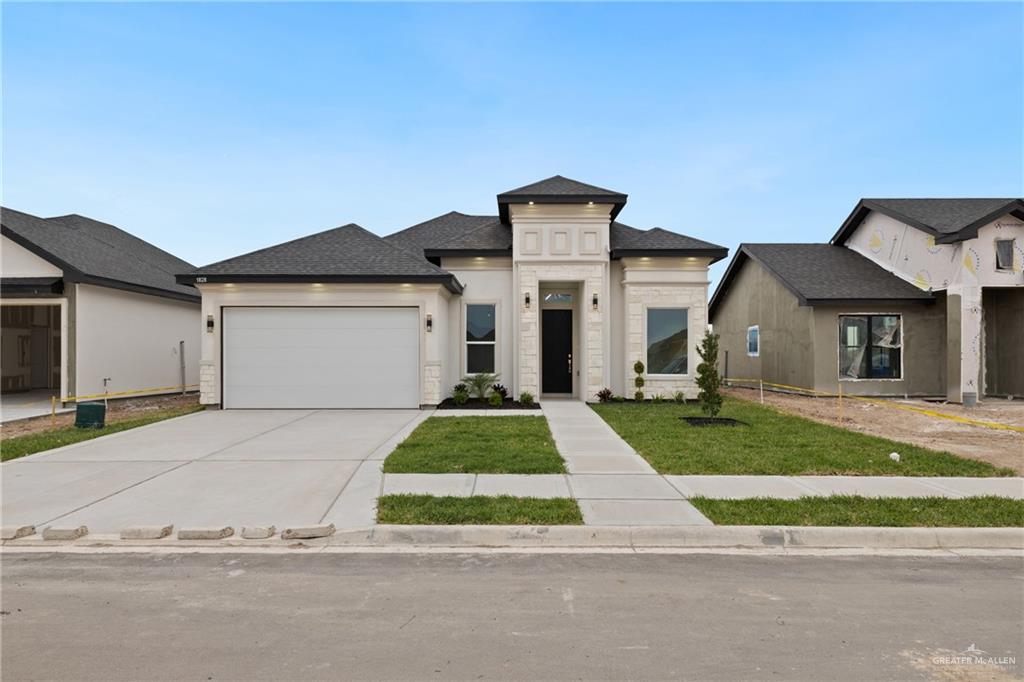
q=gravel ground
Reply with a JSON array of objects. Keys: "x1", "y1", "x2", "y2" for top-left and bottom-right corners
[
  {"x1": 725, "y1": 386, "x2": 1024, "y2": 474},
  {"x1": 0, "y1": 393, "x2": 201, "y2": 440}
]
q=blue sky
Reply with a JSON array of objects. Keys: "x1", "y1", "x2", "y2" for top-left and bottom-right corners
[{"x1": 3, "y1": 2, "x2": 1021, "y2": 288}]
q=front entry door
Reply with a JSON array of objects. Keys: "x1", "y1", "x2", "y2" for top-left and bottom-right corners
[{"x1": 542, "y1": 309, "x2": 573, "y2": 394}]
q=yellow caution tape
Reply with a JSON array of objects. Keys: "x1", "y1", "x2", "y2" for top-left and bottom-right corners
[{"x1": 725, "y1": 377, "x2": 1024, "y2": 434}]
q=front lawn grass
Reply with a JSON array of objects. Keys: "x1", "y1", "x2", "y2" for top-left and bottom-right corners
[
  {"x1": 691, "y1": 495, "x2": 1024, "y2": 527},
  {"x1": 377, "y1": 494, "x2": 583, "y2": 525},
  {"x1": 382, "y1": 416, "x2": 565, "y2": 474},
  {"x1": 591, "y1": 400, "x2": 1012, "y2": 476},
  {"x1": 1, "y1": 405, "x2": 205, "y2": 462}
]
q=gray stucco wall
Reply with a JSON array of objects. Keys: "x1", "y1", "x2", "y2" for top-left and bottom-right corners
[
  {"x1": 710, "y1": 259, "x2": 815, "y2": 389},
  {"x1": 983, "y1": 287, "x2": 1024, "y2": 398},
  {"x1": 812, "y1": 295, "x2": 947, "y2": 397}
]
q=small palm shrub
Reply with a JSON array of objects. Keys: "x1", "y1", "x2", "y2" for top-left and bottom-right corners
[{"x1": 463, "y1": 372, "x2": 499, "y2": 400}]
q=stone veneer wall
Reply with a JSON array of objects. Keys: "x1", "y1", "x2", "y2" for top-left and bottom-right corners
[
  {"x1": 624, "y1": 282, "x2": 708, "y2": 399},
  {"x1": 517, "y1": 263, "x2": 607, "y2": 400}
]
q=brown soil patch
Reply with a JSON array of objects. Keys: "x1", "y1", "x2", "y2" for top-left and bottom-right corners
[
  {"x1": 1, "y1": 393, "x2": 201, "y2": 440},
  {"x1": 725, "y1": 386, "x2": 1024, "y2": 474}
]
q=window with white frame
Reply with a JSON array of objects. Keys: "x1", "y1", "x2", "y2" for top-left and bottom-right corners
[
  {"x1": 995, "y1": 239, "x2": 1015, "y2": 271},
  {"x1": 839, "y1": 315, "x2": 902, "y2": 379},
  {"x1": 747, "y1": 325, "x2": 760, "y2": 357},
  {"x1": 466, "y1": 303, "x2": 496, "y2": 373},
  {"x1": 646, "y1": 308, "x2": 688, "y2": 374}
]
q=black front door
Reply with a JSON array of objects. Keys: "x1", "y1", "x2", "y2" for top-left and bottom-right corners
[{"x1": 542, "y1": 309, "x2": 573, "y2": 394}]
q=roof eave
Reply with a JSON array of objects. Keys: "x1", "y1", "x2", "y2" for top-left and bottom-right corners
[
  {"x1": 176, "y1": 273, "x2": 464, "y2": 294},
  {"x1": 611, "y1": 247, "x2": 728, "y2": 263},
  {"x1": 497, "y1": 195, "x2": 628, "y2": 225},
  {"x1": 424, "y1": 248, "x2": 512, "y2": 258}
]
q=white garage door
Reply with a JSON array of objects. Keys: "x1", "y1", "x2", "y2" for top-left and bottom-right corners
[{"x1": 222, "y1": 307, "x2": 420, "y2": 409}]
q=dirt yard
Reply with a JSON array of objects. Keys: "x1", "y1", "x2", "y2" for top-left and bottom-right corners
[
  {"x1": 0, "y1": 393, "x2": 202, "y2": 440},
  {"x1": 725, "y1": 387, "x2": 1024, "y2": 474}
]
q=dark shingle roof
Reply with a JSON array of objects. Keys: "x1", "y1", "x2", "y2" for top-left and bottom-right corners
[
  {"x1": 709, "y1": 243, "x2": 933, "y2": 317},
  {"x1": 385, "y1": 212, "x2": 501, "y2": 255},
  {"x1": 610, "y1": 222, "x2": 728, "y2": 261},
  {"x1": 496, "y1": 175, "x2": 628, "y2": 223},
  {"x1": 427, "y1": 218, "x2": 511, "y2": 255},
  {"x1": 180, "y1": 223, "x2": 462, "y2": 293},
  {"x1": 1, "y1": 207, "x2": 199, "y2": 301},
  {"x1": 832, "y1": 198, "x2": 1024, "y2": 245},
  {"x1": 498, "y1": 175, "x2": 626, "y2": 199}
]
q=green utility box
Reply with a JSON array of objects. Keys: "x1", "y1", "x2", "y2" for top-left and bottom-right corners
[{"x1": 74, "y1": 402, "x2": 106, "y2": 429}]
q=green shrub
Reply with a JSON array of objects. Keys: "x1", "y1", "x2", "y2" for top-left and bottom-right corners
[
  {"x1": 651, "y1": 394, "x2": 664, "y2": 404},
  {"x1": 612, "y1": 395, "x2": 626, "y2": 403},
  {"x1": 634, "y1": 390, "x2": 644, "y2": 402},
  {"x1": 519, "y1": 391, "x2": 535, "y2": 407},
  {"x1": 463, "y1": 373, "x2": 499, "y2": 400},
  {"x1": 453, "y1": 389, "x2": 469, "y2": 406},
  {"x1": 696, "y1": 330, "x2": 723, "y2": 417},
  {"x1": 673, "y1": 391, "x2": 687, "y2": 404},
  {"x1": 488, "y1": 392, "x2": 503, "y2": 407}
]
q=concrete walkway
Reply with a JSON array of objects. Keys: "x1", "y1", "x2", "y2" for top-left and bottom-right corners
[
  {"x1": 380, "y1": 399, "x2": 1024, "y2": 526},
  {"x1": 1, "y1": 389, "x2": 72, "y2": 423}
]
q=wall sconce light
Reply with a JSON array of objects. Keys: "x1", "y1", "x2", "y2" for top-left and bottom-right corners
[
  {"x1": 425, "y1": 314, "x2": 433, "y2": 332},
  {"x1": 525, "y1": 292, "x2": 531, "y2": 309},
  {"x1": 206, "y1": 315, "x2": 215, "y2": 333},
  {"x1": 592, "y1": 293, "x2": 599, "y2": 310}
]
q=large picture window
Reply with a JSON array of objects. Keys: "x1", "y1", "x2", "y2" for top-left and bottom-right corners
[
  {"x1": 466, "y1": 303, "x2": 496, "y2": 373},
  {"x1": 839, "y1": 315, "x2": 901, "y2": 379},
  {"x1": 646, "y1": 308, "x2": 688, "y2": 375}
]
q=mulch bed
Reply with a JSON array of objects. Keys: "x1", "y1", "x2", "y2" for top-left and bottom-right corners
[
  {"x1": 681, "y1": 416, "x2": 747, "y2": 427},
  {"x1": 436, "y1": 398, "x2": 541, "y2": 410}
]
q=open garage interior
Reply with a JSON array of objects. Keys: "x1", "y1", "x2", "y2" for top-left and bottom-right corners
[
  {"x1": 1, "y1": 303, "x2": 62, "y2": 396},
  {"x1": 221, "y1": 306, "x2": 420, "y2": 409},
  {"x1": 983, "y1": 287, "x2": 1024, "y2": 398}
]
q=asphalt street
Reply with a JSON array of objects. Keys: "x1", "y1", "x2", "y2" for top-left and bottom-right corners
[{"x1": 1, "y1": 551, "x2": 1021, "y2": 681}]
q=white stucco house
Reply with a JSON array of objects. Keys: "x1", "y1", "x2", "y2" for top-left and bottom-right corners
[
  {"x1": 178, "y1": 176, "x2": 728, "y2": 409},
  {"x1": 1, "y1": 208, "x2": 201, "y2": 403}
]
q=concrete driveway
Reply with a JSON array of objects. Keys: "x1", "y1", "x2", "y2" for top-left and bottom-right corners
[{"x1": 2, "y1": 409, "x2": 427, "y2": 533}]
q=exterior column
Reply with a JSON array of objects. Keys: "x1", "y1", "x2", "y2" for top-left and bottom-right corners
[{"x1": 517, "y1": 271, "x2": 540, "y2": 398}]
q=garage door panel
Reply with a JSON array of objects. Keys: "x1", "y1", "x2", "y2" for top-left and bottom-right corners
[{"x1": 223, "y1": 307, "x2": 420, "y2": 409}]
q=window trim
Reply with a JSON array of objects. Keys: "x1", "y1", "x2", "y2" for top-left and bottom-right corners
[
  {"x1": 837, "y1": 313, "x2": 904, "y2": 381},
  {"x1": 746, "y1": 325, "x2": 760, "y2": 357},
  {"x1": 644, "y1": 306, "x2": 690, "y2": 377},
  {"x1": 464, "y1": 301, "x2": 499, "y2": 375},
  {"x1": 995, "y1": 238, "x2": 1015, "y2": 272}
]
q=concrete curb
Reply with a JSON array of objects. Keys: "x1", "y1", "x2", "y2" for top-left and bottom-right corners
[{"x1": 3, "y1": 525, "x2": 1021, "y2": 550}]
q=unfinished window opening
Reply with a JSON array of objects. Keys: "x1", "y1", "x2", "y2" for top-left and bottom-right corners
[
  {"x1": 466, "y1": 303, "x2": 496, "y2": 373},
  {"x1": 995, "y1": 239, "x2": 1015, "y2": 271},
  {"x1": 839, "y1": 315, "x2": 901, "y2": 380}
]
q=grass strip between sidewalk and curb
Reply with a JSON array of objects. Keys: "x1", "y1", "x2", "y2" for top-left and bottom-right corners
[
  {"x1": 690, "y1": 495, "x2": 1024, "y2": 527},
  {"x1": 377, "y1": 494, "x2": 584, "y2": 525},
  {"x1": 382, "y1": 416, "x2": 565, "y2": 474},
  {"x1": 591, "y1": 399, "x2": 1013, "y2": 477},
  {"x1": 1, "y1": 406, "x2": 205, "y2": 462}
]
